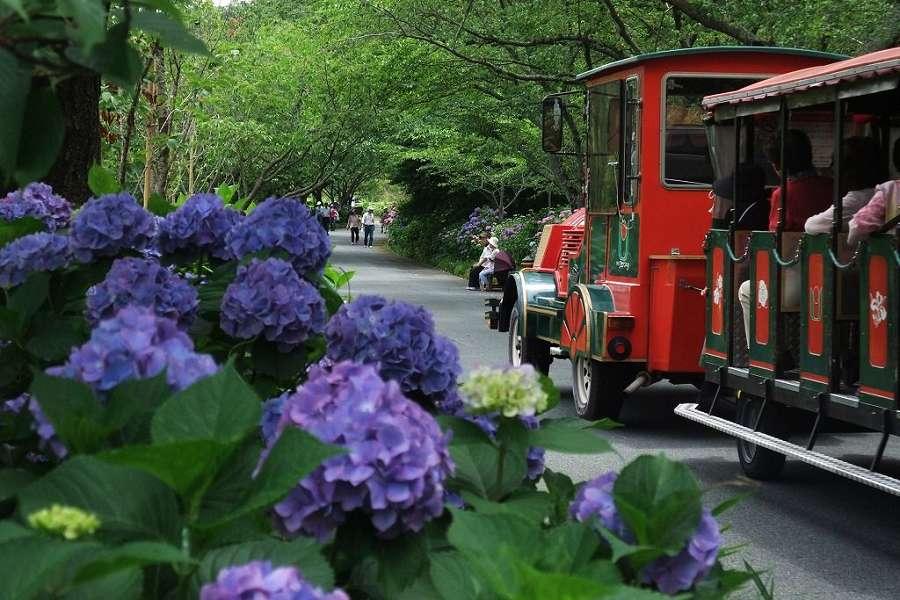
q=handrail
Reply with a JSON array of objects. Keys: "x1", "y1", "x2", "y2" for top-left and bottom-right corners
[
  {"x1": 771, "y1": 236, "x2": 804, "y2": 267},
  {"x1": 725, "y1": 235, "x2": 752, "y2": 264},
  {"x1": 827, "y1": 246, "x2": 860, "y2": 271}
]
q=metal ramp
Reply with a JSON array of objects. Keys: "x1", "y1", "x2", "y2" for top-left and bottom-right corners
[{"x1": 675, "y1": 403, "x2": 900, "y2": 497}]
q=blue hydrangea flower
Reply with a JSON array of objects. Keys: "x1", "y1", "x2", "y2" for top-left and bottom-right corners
[
  {"x1": 157, "y1": 193, "x2": 242, "y2": 260},
  {"x1": 3, "y1": 393, "x2": 67, "y2": 460},
  {"x1": 0, "y1": 183, "x2": 72, "y2": 231},
  {"x1": 200, "y1": 560, "x2": 349, "y2": 600},
  {"x1": 47, "y1": 305, "x2": 217, "y2": 393},
  {"x1": 69, "y1": 193, "x2": 155, "y2": 262},
  {"x1": 220, "y1": 258, "x2": 326, "y2": 352},
  {"x1": 0, "y1": 232, "x2": 70, "y2": 288},
  {"x1": 260, "y1": 393, "x2": 286, "y2": 443},
  {"x1": 520, "y1": 415, "x2": 545, "y2": 481},
  {"x1": 640, "y1": 510, "x2": 721, "y2": 594},
  {"x1": 86, "y1": 258, "x2": 198, "y2": 329},
  {"x1": 225, "y1": 198, "x2": 330, "y2": 279},
  {"x1": 325, "y1": 295, "x2": 462, "y2": 409},
  {"x1": 570, "y1": 471, "x2": 721, "y2": 594},
  {"x1": 267, "y1": 361, "x2": 454, "y2": 541}
]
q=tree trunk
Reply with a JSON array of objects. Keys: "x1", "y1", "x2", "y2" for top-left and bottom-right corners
[
  {"x1": 145, "y1": 43, "x2": 172, "y2": 203},
  {"x1": 43, "y1": 74, "x2": 101, "y2": 204}
]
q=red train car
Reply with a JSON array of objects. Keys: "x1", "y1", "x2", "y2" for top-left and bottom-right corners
[{"x1": 490, "y1": 47, "x2": 842, "y2": 420}]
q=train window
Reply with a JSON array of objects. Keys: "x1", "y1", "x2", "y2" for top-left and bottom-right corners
[
  {"x1": 663, "y1": 76, "x2": 759, "y2": 187},
  {"x1": 588, "y1": 80, "x2": 621, "y2": 213}
]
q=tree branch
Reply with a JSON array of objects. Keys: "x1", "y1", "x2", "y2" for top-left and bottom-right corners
[{"x1": 662, "y1": 0, "x2": 769, "y2": 45}]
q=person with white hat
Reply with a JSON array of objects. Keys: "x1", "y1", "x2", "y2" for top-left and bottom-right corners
[{"x1": 476, "y1": 236, "x2": 501, "y2": 291}]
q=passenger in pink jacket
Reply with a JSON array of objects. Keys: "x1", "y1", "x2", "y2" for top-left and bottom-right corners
[
  {"x1": 848, "y1": 139, "x2": 900, "y2": 245},
  {"x1": 804, "y1": 137, "x2": 883, "y2": 236}
]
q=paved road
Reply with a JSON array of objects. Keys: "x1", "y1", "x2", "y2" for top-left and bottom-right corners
[{"x1": 330, "y1": 228, "x2": 900, "y2": 599}]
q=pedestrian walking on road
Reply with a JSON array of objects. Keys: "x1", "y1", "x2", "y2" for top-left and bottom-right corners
[
  {"x1": 362, "y1": 208, "x2": 376, "y2": 247},
  {"x1": 347, "y1": 210, "x2": 361, "y2": 245},
  {"x1": 317, "y1": 203, "x2": 331, "y2": 233}
]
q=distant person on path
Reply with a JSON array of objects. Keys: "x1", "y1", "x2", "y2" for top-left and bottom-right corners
[
  {"x1": 467, "y1": 234, "x2": 493, "y2": 290},
  {"x1": 477, "y1": 236, "x2": 500, "y2": 291},
  {"x1": 317, "y1": 203, "x2": 331, "y2": 232},
  {"x1": 347, "y1": 210, "x2": 361, "y2": 245},
  {"x1": 329, "y1": 205, "x2": 339, "y2": 231},
  {"x1": 363, "y1": 208, "x2": 376, "y2": 247}
]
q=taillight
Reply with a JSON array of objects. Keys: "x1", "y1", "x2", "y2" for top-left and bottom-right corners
[{"x1": 607, "y1": 316, "x2": 635, "y2": 330}]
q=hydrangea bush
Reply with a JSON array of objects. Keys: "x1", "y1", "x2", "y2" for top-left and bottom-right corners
[
  {"x1": 0, "y1": 181, "x2": 762, "y2": 600},
  {"x1": 0, "y1": 182, "x2": 72, "y2": 231}
]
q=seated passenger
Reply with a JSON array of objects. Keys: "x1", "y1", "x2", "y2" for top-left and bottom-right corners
[
  {"x1": 467, "y1": 234, "x2": 492, "y2": 291},
  {"x1": 804, "y1": 137, "x2": 883, "y2": 234},
  {"x1": 739, "y1": 129, "x2": 832, "y2": 347},
  {"x1": 478, "y1": 237, "x2": 501, "y2": 292},
  {"x1": 711, "y1": 162, "x2": 768, "y2": 230},
  {"x1": 848, "y1": 138, "x2": 900, "y2": 246}
]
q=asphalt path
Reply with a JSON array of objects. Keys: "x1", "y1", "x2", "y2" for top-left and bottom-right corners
[{"x1": 329, "y1": 227, "x2": 900, "y2": 599}]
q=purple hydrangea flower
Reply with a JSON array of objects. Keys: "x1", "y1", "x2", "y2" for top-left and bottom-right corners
[
  {"x1": 200, "y1": 560, "x2": 348, "y2": 600},
  {"x1": 86, "y1": 258, "x2": 198, "y2": 329},
  {"x1": 225, "y1": 198, "x2": 330, "y2": 279},
  {"x1": 570, "y1": 471, "x2": 721, "y2": 594},
  {"x1": 521, "y1": 415, "x2": 545, "y2": 481},
  {"x1": 4, "y1": 393, "x2": 69, "y2": 460},
  {"x1": 0, "y1": 183, "x2": 72, "y2": 231},
  {"x1": 157, "y1": 193, "x2": 242, "y2": 260},
  {"x1": 268, "y1": 361, "x2": 454, "y2": 541},
  {"x1": 47, "y1": 305, "x2": 217, "y2": 393},
  {"x1": 0, "y1": 232, "x2": 70, "y2": 288},
  {"x1": 220, "y1": 258, "x2": 326, "y2": 352},
  {"x1": 260, "y1": 393, "x2": 286, "y2": 443},
  {"x1": 640, "y1": 510, "x2": 721, "y2": 594},
  {"x1": 325, "y1": 295, "x2": 461, "y2": 409},
  {"x1": 570, "y1": 472, "x2": 631, "y2": 540},
  {"x1": 69, "y1": 193, "x2": 155, "y2": 262}
]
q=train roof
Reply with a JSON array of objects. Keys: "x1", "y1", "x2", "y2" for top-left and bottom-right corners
[
  {"x1": 703, "y1": 46, "x2": 900, "y2": 110},
  {"x1": 575, "y1": 46, "x2": 843, "y2": 82}
]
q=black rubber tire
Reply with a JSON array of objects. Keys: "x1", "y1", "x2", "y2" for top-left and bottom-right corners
[
  {"x1": 736, "y1": 394, "x2": 788, "y2": 480},
  {"x1": 571, "y1": 355, "x2": 630, "y2": 421},
  {"x1": 508, "y1": 305, "x2": 551, "y2": 374}
]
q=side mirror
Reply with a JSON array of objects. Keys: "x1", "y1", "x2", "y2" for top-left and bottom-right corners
[{"x1": 541, "y1": 96, "x2": 565, "y2": 153}]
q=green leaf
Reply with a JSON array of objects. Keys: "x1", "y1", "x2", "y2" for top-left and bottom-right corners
[
  {"x1": 17, "y1": 456, "x2": 181, "y2": 543},
  {"x1": 8, "y1": 271, "x2": 50, "y2": 327},
  {"x1": 207, "y1": 428, "x2": 344, "y2": 527},
  {"x1": 14, "y1": 85, "x2": 64, "y2": 184},
  {"x1": 97, "y1": 439, "x2": 234, "y2": 496},
  {"x1": 538, "y1": 521, "x2": 601, "y2": 574},
  {"x1": 147, "y1": 192, "x2": 175, "y2": 216},
  {"x1": 0, "y1": 535, "x2": 101, "y2": 600},
  {"x1": 193, "y1": 537, "x2": 333, "y2": 593},
  {"x1": 66, "y1": 23, "x2": 142, "y2": 87},
  {"x1": 448, "y1": 508, "x2": 543, "y2": 565},
  {"x1": 512, "y1": 562, "x2": 608, "y2": 600},
  {"x1": 74, "y1": 541, "x2": 193, "y2": 583},
  {"x1": 59, "y1": 0, "x2": 107, "y2": 50},
  {"x1": 528, "y1": 418, "x2": 614, "y2": 454},
  {"x1": 103, "y1": 371, "x2": 171, "y2": 442},
  {"x1": 440, "y1": 416, "x2": 526, "y2": 500},
  {"x1": 215, "y1": 183, "x2": 237, "y2": 204},
  {"x1": 0, "y1": 217, "x2": 43, "y2": 248},
  {"x1": 0, "y1": 0, "x2": 27, "y2": 19},
  {"x1": 132, "y1": 9, "x2": 209, "y2": 54},
  {"x1": 429, "y1": 551, "x2": 483, "y2": 600},
  {"x1": 711, "y1": 493, "x2": 750, "y2": 517},
  {"x1": 87, "y1": 163, "x2": 121, "y2": 196},
  {"x1": 24, "y1": 316, "x2": 87, "y2": 362},
  {"x1": 613, "y1": 454, "x2": 702, "y2": 553},
  {"x1": 595, "y1": 525, "x2": 658, "y2": 565},
  {"x1": 538, "y1": 374, "x2": 561, "y2": 412},
  {"x1": 0, "y1": 521, "x2": 33, "y2": 544},
  {"x1": 461, "y1": 490, "x2": 553, "y2": 524},
  {"x1": 197, "y1": 438, "x2": 261, "y2": 524},
  {"x1": 0, "y1": 468, "x2": 36, "y2": 501},
  {"x1": 352, "y1": 531, "x2": 431, "y2": 599},
  {"x1": 133, "y1": 0, "x2": 181, "y2": 18},
  {"x1": 0, "y1": 48, "x2": 29, "y2": 177},
  {"x1": 29, "y1": 370, "x2": 106, "y2": 454},
  {"x1": 543, "y1": 469, "x2": 576, "y2": 524},
  {"x1": 63, "y1": 568, "x2": 142, "y2": 600},
  {"x1": 151, "y1": 362, "x2": 261, "y2": 444}
]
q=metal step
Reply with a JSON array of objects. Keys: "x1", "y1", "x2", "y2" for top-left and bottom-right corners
[{"x1": 675, "y1": 403, "x2": 900, "y2": 496}]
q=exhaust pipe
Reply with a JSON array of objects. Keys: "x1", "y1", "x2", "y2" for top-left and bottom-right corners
[{"x1": 623, "y1": 371, "x2": 651, "y2": 395}]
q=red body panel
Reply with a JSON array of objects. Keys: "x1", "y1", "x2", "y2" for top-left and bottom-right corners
[{"x1": 550, "y1": 52, "x2": 837, "y2": 375}]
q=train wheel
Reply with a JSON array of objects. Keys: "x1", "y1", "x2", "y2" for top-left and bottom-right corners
[
  {"x1": 508, "y1": 305, "x2": 551, "y2": 374},
  {"x1": 736, "y1": 394, "x2": 787, "y2": 480},
  {"x1": 571, "y1": 355, "x2": 627, "y2": 421}
]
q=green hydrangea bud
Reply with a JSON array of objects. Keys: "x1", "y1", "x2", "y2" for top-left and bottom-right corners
[
  {"x1": 27, "y1": 504, "x2": 101, "y2": 540},
  {"x1": 460, "y1": 365, "x2": 548, "y2": 417}
]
